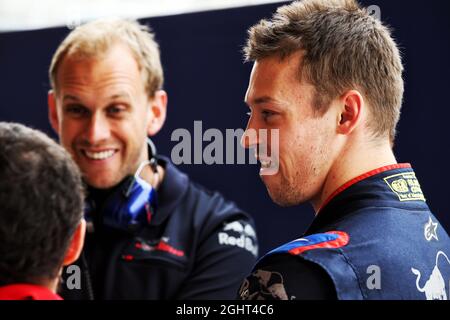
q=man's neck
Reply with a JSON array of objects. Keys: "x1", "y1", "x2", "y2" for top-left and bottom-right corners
[
  {"x1": 312, "y1": 138, "x2": 397, "y2": 214},
  {"x1": 35, "y1": 277, "x2": 59, "y2": 294}
]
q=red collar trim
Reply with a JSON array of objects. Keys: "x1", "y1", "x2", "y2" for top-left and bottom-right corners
[
  {"x1": 0, "y1": 284, "x2": 62, "y2": 300},
  {"x1": 318, "y1": 163, "x2": 412, "y2": 214}
]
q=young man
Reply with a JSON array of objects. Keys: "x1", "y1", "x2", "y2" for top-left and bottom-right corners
[
  {"x1": 238, "y1": 0, "x2": 450, "y2": 300},
  {"x1": 47, "y1": 19, "x2": 258, "y2": 299},
  {"x1": 0, "y1": 122, "x2": 85, "y2": 300}
]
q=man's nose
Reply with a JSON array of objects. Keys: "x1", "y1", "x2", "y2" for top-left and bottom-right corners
[{"x1": 85, "y1": 113, "x2": 110, "y2": 144}]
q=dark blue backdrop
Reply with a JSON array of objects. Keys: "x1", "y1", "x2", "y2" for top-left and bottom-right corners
[{"x1": 1, "y1": 0, "x2": 449, "y2": 256}]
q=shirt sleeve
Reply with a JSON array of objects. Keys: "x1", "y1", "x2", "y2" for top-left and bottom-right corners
[
  {"x1": 237, "y1": 253, "x2": 337, "y2": 300},
  {"x1": 175, "y1": 217, "x2": 258, "y2": 299}
]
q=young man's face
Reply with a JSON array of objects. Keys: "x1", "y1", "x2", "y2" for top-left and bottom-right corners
[
  {"x1": 49, "y1": 43, "x2": 160, "y2": 189},
  {"x1": 243, "y1": 52, "x2": 339, "y2": 207}
]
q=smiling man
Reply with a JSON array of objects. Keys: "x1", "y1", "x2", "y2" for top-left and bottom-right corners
[
  {"x1": 52, "y1": 43, "x2": 158, "y2": 189},
  {"x1": 47, "y1": 19, "x2": 258, "y2": 299},
  {"x1": 238, "y1": 0, "x2": 450, "y2": 300}
]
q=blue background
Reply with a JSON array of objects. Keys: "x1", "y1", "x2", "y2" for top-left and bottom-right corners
[{"x1": 1, "y1": 0, "x2": 449, "y2": 256}]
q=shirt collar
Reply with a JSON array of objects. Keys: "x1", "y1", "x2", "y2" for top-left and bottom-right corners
[
  {"x1": 306, "y1": 163, "x2": 428, "y2": 234},
  {"x1": 318, "y1": 163, "x2": 412, "y2": 212}
]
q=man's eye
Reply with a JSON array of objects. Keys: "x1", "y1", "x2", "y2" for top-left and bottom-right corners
[
  {"x1": 261, "y1": 110, "x2": 275, "y2": 120},
  {"x1": 65, "y1": 105, "x2": 88, "y2": 116},
  {"x1": 107, "y1": 105, "x2": 125, "y2": 115}
]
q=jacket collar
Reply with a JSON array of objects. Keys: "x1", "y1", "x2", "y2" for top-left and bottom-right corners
[
  {"x1": 306, "y1": 163, "x2": 428, "y2": 234},
  {"x1": 151, "y1": 156, "x2": 189, "y2": 225}
]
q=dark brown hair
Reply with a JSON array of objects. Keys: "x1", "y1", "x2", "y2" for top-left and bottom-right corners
[
  {"x1": 0, "y1": 122, "x2": 84, "y2": 286},
  {"x1": 244, "y1": 0, "x2": 404, "y2": 141}
]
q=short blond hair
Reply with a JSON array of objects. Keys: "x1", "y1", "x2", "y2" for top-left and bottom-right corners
[
  {"x1": 245, "y1": 0, "x2": 404, "y2": 142},
  {"x1": 49, "y1": 19, "x2": 163, "y2": 98}
]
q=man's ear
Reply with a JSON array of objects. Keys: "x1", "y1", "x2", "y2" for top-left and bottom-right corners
[
  {"x1": 48, "y1": 90, "x2": 60, "y2": 133},
  {"x1": 147, "y1": 90, "x2": 168, "y2": 136},
  {"x1": 63, "y1": 219, "x2": 86, "y2": 266},
  {"x1": 336, "y1": 90, "x2": 364, "y2": 135}
]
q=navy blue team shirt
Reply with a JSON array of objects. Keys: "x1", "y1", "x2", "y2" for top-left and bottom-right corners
[{"x1": 238, "y1": 164, "x2": 450, "y2": 300}]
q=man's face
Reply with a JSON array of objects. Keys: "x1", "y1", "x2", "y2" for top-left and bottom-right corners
[
  {"x1": 243, "y1": 52, "x2": 339, "y2": 207},
  {"x1": 49, "y1": 43, "x2": 158, "y2": 189}
]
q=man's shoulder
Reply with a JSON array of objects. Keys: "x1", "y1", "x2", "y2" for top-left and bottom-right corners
[
  {"x1": 262, "y1": 231, "x2": 350, "y2": 261},
  {"x1": 188, "y1": 180, "x2": 243, "y2": 218},
  {"x1": 159, "y1": 156, "x2": 230, "y2": 204},
  {"x1": 184, "y1": 177, "x2": 257, "y2": 242},
  {"x1": 257, "y1": 231, "x2": 351, "y2": 275},
  {"x1": 238, "y1": 230, "x2": 359, "y2": 300},
  {"x1": 163, "y1": 158, "x2": 248, "y2": 217},
  {"x1": 160, "y1": 157, "x2": 255, "y2": 235},
  {"x1": 238, "y1": 250, "x2": 336, "y2": 300}
]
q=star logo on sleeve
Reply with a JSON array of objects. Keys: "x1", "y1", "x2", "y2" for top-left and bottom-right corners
[{"x1": 424, "y1": 216, "x2": 439, "y2": 242}]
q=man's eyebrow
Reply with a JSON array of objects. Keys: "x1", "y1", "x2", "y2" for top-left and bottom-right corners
[
  {"x1": 62, "y1": 92, "x2": 132, "y2": 103},
  {"x1": 62, "y1": 95, "x2": 80, "y2": 102},
  {"x1": 108, "y1": 92, "x2": 132, "y2": 101},
  {"x1": 245, "y1": 96, "x2": 278, "y2": 106}
]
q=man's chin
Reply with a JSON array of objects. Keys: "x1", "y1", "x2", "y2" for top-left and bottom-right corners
[
  {"x1": 266, "y1": 185, "x2": 300, "y2": 207},
  {"x1": 269, "y1": 195, "x2": 295, "y2": 207},
  {"x1": 83, "y1": 175, "x2": 123, "y2": 190}
]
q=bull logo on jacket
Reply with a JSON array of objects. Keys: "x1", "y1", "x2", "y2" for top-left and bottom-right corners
[{"x1": 411, "y1": 251, "x2": 450, "y2": 300}]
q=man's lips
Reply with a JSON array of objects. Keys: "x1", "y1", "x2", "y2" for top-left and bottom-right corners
[{"x1": 81, "y1": 149, "x2": 118, "y2": 160}]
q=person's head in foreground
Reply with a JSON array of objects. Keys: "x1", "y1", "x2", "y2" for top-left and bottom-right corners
[{"x1": 0, "y1": 122, "x2": 85, "y2": 300}]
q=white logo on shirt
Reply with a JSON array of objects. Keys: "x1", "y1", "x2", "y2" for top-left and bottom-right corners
[
  {"x1": 411, "y1": 251, "x2": 450, "y2": 300},
  {"x1": 424, "y1": 216, "x2": 439, "y2": 241},
  {"x1": 219, "y1": 221, "x2": 258, "y2": 257}
]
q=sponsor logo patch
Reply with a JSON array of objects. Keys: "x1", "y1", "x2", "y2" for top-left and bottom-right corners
[
  {"x1": 218, "y1": 221, "x2": 258, "y2": 257},
  {"x1": 384, "y1": 172, "x2": 425, "y2": 202},
  {"x1": 424, "y1": 216, "x2": 439, "y2": 242}
]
